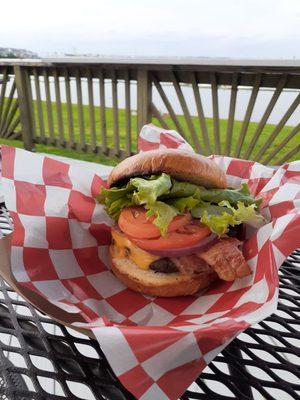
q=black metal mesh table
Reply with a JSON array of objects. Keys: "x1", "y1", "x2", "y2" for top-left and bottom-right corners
[{"x1": 0, "y1": 250, "x2": 299, "y2": 400}]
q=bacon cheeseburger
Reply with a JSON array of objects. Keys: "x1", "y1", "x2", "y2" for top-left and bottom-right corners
[{"x1": 98, "y1": 149, "x2": 264, "y2": 297}]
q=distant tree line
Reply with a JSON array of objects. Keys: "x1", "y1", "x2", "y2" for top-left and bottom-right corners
[
  {"x1": 0, "y1": 47, "x2": 38, "y2": 58},
  {"x1": 0, "y1": 52, "x2": 18, "y2": 58}
]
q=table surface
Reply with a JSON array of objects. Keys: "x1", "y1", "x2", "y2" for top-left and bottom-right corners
[{"x1": 0, "y1": 246, "x2": 299, "y2": 400}]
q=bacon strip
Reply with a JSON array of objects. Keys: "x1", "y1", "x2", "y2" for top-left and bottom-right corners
[
  {"x1": 171, "y1": 254, "x2": 214, "y2": 276},
  {"x1": 198, "y1": 238, "x2": 251, "y2": 281},
  {"x1": 168, "y1": 238, "x2": 251, "y2": 281}
]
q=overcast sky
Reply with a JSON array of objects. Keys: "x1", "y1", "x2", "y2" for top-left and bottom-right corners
[{"x1": 2, "y1": 0, "x2": 300, "y2": 58}]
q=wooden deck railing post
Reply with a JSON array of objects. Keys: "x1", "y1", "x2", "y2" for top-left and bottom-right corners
[
  {"x1": 0, "y1": 58, "x2": 297, "y2": 164},
  {"x1": 137, "y1": 70, "x2": 152, "y2": 133},
  {"x1": 14, "y1": 65, "x2": 35, "y2": 151}
]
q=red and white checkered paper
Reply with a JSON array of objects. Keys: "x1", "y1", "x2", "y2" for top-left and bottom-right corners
[{"x1": 1, "y1": 123, "x2": 300, "y2": 400}]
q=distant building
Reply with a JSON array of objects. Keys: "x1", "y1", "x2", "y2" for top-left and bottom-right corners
[{"x1": 0, "y1": 47, "x2": 38, "y2": 58}]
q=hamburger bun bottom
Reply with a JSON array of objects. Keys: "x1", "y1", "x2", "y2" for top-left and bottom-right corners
[{"x1": 109, "y1": 246, "x2": 217, "y2": 297}]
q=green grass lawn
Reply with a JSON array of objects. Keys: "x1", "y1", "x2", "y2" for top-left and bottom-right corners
[{"x1": 0, "y1": 99, "x2": 299, "y2": 164}]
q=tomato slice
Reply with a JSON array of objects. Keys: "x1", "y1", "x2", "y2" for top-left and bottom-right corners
[
  {"x1": 127, "y1": 222, "x2": 211, "y2": 251},
  {"x1": 118, "y1": 206, "x2": 190, "y2": 239}
]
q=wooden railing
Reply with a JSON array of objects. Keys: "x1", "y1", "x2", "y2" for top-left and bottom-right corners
[{"x1": 0, "y1": 58, "x2": 300, "y2": 164}]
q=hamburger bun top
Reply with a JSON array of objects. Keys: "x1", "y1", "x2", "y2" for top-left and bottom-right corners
[{"x1": 108, "y1": 149, "x2": 227, "y2": 189}]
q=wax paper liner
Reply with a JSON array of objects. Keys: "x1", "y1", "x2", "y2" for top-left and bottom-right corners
[{"x1": 0, "y1": 123, "x2": 300, "y2": 400}]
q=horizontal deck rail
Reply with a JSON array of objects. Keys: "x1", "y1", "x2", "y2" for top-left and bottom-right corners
[{"x1": 0, "y1": 58, "x2": 299, "y2": 164}]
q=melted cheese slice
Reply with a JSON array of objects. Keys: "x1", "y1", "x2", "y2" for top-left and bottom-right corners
[{"x1": 111, "y1": 228, "x2": 159, "y2": 270}]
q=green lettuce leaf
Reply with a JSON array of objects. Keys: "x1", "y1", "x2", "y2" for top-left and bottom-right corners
[
  {"x1": 160, "y1": 180, "x2": 204, "y2": 199},
  {"x1": 97, "y1": 185, "x2": 134, "y2": 220},
  {"x1": 145, "y1": 201, "x2": 179, "y2": 236},
  {"x1": 199, "y1": 200, "x2": 265, "y2": 236},
  {"x1": 191, "y1": 203, "x2": 233, "y2": 218},
  {"x1": 166, "y1": 196, "x2": 200, "y2": 213},
  {"x1": 107, "y1": 197, "x2": 134, "y2": 220},
  {"x1": 199, "y1": 183, "x2": 261, "y2": 207},
  {"x1": 219, "y1": 200, "x2": 265, "y2": 228},
  {"x1": 131, "y1": 173, "x2": 172, "y2": 204},
  {"x1": 97, "y1": 174, "x2": 263, "y2": 236},
  {"x1": 97, "y1": 185, "x2": 133, "y2": 204},
  {"x1": 201, "y1": 210, "x2": 239, "y2": 236}
]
